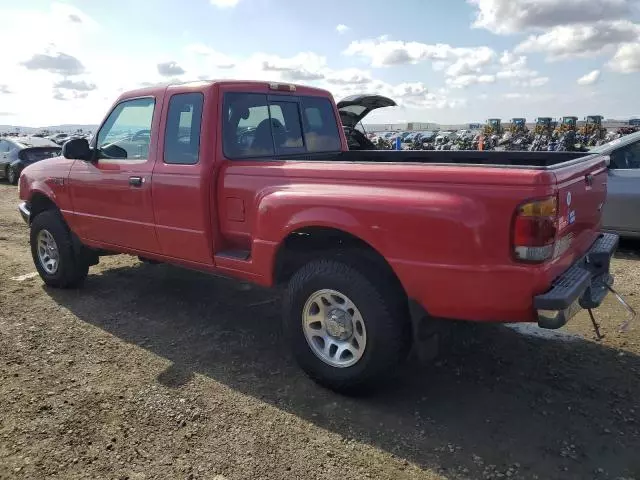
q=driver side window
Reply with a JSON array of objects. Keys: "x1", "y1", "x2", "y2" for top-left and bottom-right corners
[
  {"x1": 610, "y1": 142, "x2": 640, "y2": 170},
  {"x1": 97, "y1": 98, "x2": 155, "y2": 160}
]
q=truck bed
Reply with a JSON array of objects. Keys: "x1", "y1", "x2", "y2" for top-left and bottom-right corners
[{"x1": 303, "y1": 150, "x2": 591, "y2": 168}]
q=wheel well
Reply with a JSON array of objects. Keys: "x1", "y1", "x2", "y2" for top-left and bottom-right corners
[
  {"x1": 274, "y1": 227, "x2": 406, "y2": 295},
  {"x1": 29, "y1": 193, "x2": 58, "y2": 221}
]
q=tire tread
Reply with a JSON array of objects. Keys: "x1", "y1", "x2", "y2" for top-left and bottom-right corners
[
  {"x1": 30, "y1": 210, "x2": 89, "y2": 288},
  {"x1": 283, "y1": 256, "x2": 410, "y2": 394}
]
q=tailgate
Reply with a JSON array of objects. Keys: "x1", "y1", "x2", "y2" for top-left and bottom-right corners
[{"x1": 553, "y1": 154, "x2": 608, "y2": 258}]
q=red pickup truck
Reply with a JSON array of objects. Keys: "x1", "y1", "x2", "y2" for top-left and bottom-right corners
[{"x1": 18, "y1": 80, "x2": 617, "y2": 393}]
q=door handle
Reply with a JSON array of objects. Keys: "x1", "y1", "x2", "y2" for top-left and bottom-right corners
[{"x1": 129, "y1": 176, "x2": 144, "y2": 187}]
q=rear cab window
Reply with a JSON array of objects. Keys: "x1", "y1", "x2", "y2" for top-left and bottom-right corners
[
  {"x1": 223, "y1": 92, "x2": 341, "y2": 159},
  {"x1": 163, "y1": 92, "x2": 204, "y2": 165}
]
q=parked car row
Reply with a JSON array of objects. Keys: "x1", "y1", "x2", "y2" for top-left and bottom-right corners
[{"x1": 43, "y1": 132, "x2": 93, "y2": 146}]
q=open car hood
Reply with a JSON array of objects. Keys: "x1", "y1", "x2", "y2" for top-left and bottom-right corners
[{"x1": 337, "y1": 94, "x2": 397, "y2": 128}]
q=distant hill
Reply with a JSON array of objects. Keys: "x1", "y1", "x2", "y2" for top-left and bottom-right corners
[{"x1": 0, "y1": 124, "x2": 98, "y2": 134}]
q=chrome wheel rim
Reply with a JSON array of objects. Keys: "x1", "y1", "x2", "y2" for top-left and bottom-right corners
[
  {"x1": 37, "y1": 229, "x2": 59, "y2": 274},
  {"x1": 302, "y1": 289, "x2": 367, "y2": 368},
  {"x1": 8, "y1": 168, "x2": 15, "y2": 183}
]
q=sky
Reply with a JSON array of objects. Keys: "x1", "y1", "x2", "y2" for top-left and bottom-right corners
[{"x1": 1, "y1": 0, "x2": 639, "y2": 127}]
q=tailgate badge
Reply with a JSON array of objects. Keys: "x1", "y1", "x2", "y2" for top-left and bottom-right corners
[{"x1": 566, "y1": 191, "x2": 572, "y2": 206}]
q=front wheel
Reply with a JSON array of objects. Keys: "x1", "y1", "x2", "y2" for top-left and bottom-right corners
[
  {"x1": 283, "y1": 258, "x2": 410, "y2": 394},
  {"x1": 7, "y1": 166, "x2": 19, "y2": 185},
  {"x1": 30, "y1": 211, "x2": 89, "y2": 288}
]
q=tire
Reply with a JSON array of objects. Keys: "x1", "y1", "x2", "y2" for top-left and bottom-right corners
[
  {"x1": 7, "y1": 165, "x2": 18, "y2": 185},
  {"x1": 283, "y1": 257, "x2": 410, "y2": 394},
  {"x1": 30, "y1": 210, "x2": 89, "y2": 288}
]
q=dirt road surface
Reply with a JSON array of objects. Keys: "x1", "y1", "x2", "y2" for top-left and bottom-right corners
[{"x1": 0, "y1": 182, "x2": 639, "y2": 480}]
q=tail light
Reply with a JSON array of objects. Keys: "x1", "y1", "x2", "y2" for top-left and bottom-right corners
[
  {"x1": 512, "y1": 196, "x2": 558, "y2": 263},
  {"x1": 269, "y1": 82, "x2": 296, "y2": 92}
]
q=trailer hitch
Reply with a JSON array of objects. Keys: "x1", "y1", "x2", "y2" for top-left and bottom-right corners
[{"x1": 587, "y1": 284, "x2": 636, "y2": 341}]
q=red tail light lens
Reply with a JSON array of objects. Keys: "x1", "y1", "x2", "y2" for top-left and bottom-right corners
[
  {"x1": 269, "y1": 82, "x2": 296, "y2": 92},
  {"x1": 513, "y1": 196, "x2": 558, "y2": 263}
]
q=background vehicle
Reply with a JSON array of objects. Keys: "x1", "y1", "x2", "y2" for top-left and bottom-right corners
[
  {"x1": 483, "y1": 118, "x2": 503, "y2": 135},
  {"x1": 339, "y1": 94, "x2": 397, "y2": 150},
  {"x1": 509, "y1": 118, "x2": 527, "y2": 134},
  {"x1": 587, "y1": 131, "x2": 640, "y2": 238},
  {"x1": 18, "y1": 80, "x2": 615, "y2": 394},
  {"x1": 580, "y1": 115, "x2": 607, "y2": 146},
  {"x1": 556, "y1": 116, "x2": 578, "y2": 135},
  {"x1": 0, "y1": 136, "x2": 61, "y2": 185},
  {"x1": 534, "y1": 117, "x2": 554, "y2": 136},
  {"x1": 46, "y1": 133, "x2": 71, "y2": 145}
]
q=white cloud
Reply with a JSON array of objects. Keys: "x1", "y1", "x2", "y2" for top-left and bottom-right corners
[
  {"x1": 499, "y1": 51, "x2": 527, "y2": 68},
  {"x1": 577, "y1": 69, "x2": 601, "y2": 85},
  {"x1": 53, "y1": 79, "x2": 97, "y2": 91},
  {"x1": 184, "y1": 44, "x2": 236, "y2": 69},
  {"x1": 209, "y1": 0, "x2": 240, "y2": 7},
  {"x1": 343, "y1": 37, "x2": 495, "y2": 70},
  {"x1": 447, "y1": 74, "x2": 496, "y2": 88},
  {"x1": 21, "y1": 52, "x2": 85, "y2": 76},
  {"x1": 494, "y1": 52, "x2": 548, "y2": 87},
  {"x1": 523, "y1": 76, "x2": 550, "y2": 87},
  {"x1": 336, "y1": 24, "x2": 350, "y2": 34},
  {"x1": 325, "y1": 68, "x2": 372, "y2": 85},
  {"x1": 496, "y1": 67, "x2": 536, "y2": 80},
  {"x1": 468, "y1": 0, "x2": 633, "y2": 35},
  {"x1": 608, "y1": 42, "x2": 640, "y2": 72},
  {"x1": 503, "y1": 92, "x2": 531, "y2": 100},
  {"x1": 157, "y1": 61, "x2": 186, "y2": 77},
  {"x1": 515, "y1": 21, "x2": 640, "y2": 60},
  {"x1": 256, "y1": 52, "x2": 328, "y2": 81},
  {"x1": 445, "y1": 47, "x2": 495, "y2": 76}
]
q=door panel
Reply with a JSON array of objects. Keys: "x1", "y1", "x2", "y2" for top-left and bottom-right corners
[
  {"x1": 0, "y1": 141, "x2": 11, "y2": 176},
  {"x1": 603, "y1": 169, "x2": 640, "y2": 235},
  {"x1": 69, "y1": 159, "x2": 159, "y2": 251},
  {"x1": 151, "y1": 91, "x2": 213, "y2": 264},
  {"x1": 68, "y1": 96, "x2": 162, "y2": 253}
]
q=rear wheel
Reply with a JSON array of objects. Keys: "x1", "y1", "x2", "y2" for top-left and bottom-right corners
[
  {"x1": 30, "y1": 211, "x2": 89, "y2": 288},
  {"x1": 283, "y1": 258, "x2": 410, "y2": 394}
]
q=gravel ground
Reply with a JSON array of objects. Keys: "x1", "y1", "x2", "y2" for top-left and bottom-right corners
[{"x1": 0, "y1": 181, "x2": 639, "y2": 480}]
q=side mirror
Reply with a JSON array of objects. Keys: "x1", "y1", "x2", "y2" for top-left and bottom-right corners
[{"x1": 62, "y1": 138, "x2": 91, "y2": 160}]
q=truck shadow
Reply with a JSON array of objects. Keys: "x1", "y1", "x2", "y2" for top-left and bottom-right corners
[
  {"x1": 46, "y1": 262, "x2": 640, "y2": 480},
  {"x1": 616, "y1": 237, "x2": 640, "y2": 260}
]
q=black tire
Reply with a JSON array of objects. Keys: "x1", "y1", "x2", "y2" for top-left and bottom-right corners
[
  {"x1": 283, "y1": 258, "x2": 410, "y2": 394},
  {"x1": 30, "y1": 210, "x2": 89, "y2": 288},
  {"x1": 7, "y1": 165, "x2": 18, "y2": 185}
]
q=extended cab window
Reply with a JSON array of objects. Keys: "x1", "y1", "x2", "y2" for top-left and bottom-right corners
[
  {"x1": 223, "y1": 93, "x2": 341, "y2": 159},
  {"x1": 97, "y1": 98, "x2": 155, "y2": 160},
  {"x1": 164, "y1": 92, "x2": 204, "y2": 165}
]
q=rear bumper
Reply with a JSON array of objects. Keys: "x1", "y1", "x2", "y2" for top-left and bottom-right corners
[
  {"x1": 18, "y1": 202, "x2": 30, "y2": 224},
  {"x1": 534, "y1": 232, "x2": 619, "y2": 329}
]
